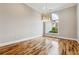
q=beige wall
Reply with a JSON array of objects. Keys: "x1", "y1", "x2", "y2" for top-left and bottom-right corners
[
  {"x1": 46, "y1": 6, "x2": 77, "y2": 39},
  {"x1": 0, "y1": 4, "x2": 43, "y2": 43}
]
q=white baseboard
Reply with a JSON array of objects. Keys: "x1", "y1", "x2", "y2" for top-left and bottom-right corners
[{"x1": 0, "y1": 35, "x2": 42, "y2": 47}]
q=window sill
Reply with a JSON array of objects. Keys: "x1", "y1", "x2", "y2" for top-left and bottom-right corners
[{"x1": 45, "y1": 33, "x2": 59, "y2": 37}]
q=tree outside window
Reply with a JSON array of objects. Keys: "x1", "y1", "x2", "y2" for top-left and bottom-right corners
[{"x1": 49, "y1": 13, "x2": 59, "y2": 33}]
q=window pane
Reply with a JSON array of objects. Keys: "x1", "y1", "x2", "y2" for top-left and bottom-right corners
[
  {"x1": 49, "y1": 13, "x2": 59, "y2": 33},
  {"x1": 52, "y1": 13, "x2": 59, "y2": 21}
]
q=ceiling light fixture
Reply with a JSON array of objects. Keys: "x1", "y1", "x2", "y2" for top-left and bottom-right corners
[{"x1": 42, "y1": 3, "x2": 51, "y2": 22}]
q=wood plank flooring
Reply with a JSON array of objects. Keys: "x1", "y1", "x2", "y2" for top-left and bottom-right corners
[
  {"x1": 0, "y1": 36, "x2": 79, "y2": 55},
  {"x1": 0, "y1": 37, "x2": 52, "y2": 55},
  {"x1": 59, "y1": 39, "x2": 79, "y2": 55}
]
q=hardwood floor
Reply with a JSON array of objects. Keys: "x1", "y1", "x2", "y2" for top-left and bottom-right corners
[
  {"x1": 0, "y1": 36, "x2": 79, "y2": 55},
  {"x1": 0, "y1": 37, "x2": 52, "y2": 55},
  {"x1": 45, "y1": 36, "x2": 79, "y2": 55},
  {"x1": 59, "y1": 39, "x2": 79, "y2": 55}
]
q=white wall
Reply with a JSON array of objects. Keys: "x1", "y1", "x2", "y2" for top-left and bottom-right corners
[
  {"x1": 57, "y1": 6, "x2": 77, "y2": 39},
  {"x1": 46, "y1": 6, "x2": 77, "y2": 39},
  {"x1": 77, "y1": 4, "x2": 79, "y2": 39},
  {"x1": 45, "y1": 21, "x2": 52, "y2": 33},
  {"x1": 0, "y1": 4, "x2": 43, "y2": 43}
]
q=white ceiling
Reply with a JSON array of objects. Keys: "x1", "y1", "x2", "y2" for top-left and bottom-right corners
[{"x1": 26, "y1": 3, "x2": 77, "y2": 13}]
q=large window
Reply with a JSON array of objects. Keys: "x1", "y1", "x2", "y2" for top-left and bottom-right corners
[{"x1": 49, "y1": 13, "x2": 59, "y2": 33}]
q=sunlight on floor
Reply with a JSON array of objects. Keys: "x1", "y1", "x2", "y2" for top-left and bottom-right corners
[{"x1": 48, "y1": 40, "x2": 59, "y2": 55}]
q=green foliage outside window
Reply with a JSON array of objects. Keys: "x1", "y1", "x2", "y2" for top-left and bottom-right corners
[{"x1": 49, "y1": 27, "x2": 58, "y2": 33}]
